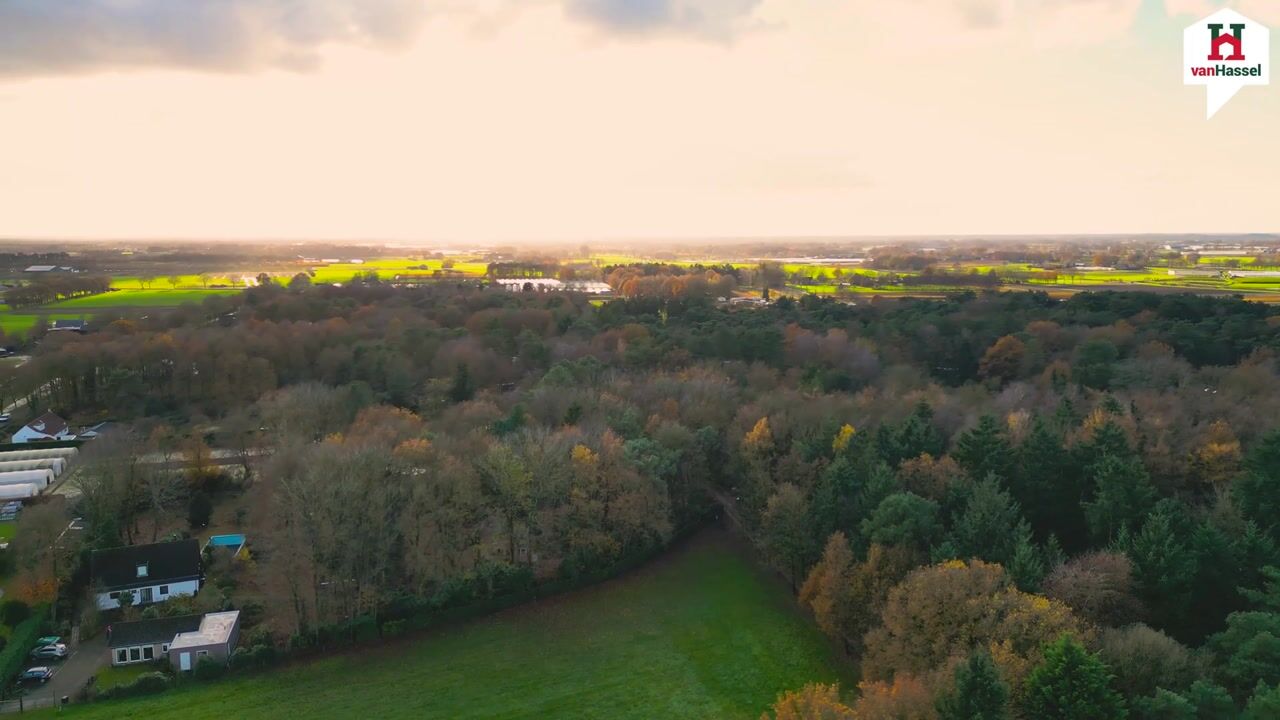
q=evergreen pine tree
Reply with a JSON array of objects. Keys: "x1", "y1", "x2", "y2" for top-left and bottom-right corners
[
  {"x1": 1023, "y1": 635, "x2": 1127, "y2": 720},
  {"x1": 953, "y1": 415, "x2": 1014, "y2": 483},
  {"x1": 1085, "y1": 455, "x2": 1156, "y2": 544},
  {"x1": 937, "y1": 649, "x2": 1010, "y2": 720}
]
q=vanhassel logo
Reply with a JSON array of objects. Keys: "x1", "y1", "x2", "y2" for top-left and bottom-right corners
[
  {"x1": 1208, "y1": 23, "x2": 1246, "y2": 61},
  {"x1": 1185, "y1": 9, "x2": 1270, "y2": 119}
]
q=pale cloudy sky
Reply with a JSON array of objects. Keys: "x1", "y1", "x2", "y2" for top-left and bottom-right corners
[{"x1": 0, "y1": 0, "x2": 1276, "y2": 242}]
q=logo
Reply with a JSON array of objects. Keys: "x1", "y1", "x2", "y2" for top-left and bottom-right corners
[
  {"x1": 1185, "y1": 9, "x2": 1270, "y2": 119},
  {"x1": 1208, "y1": 23, "x2": 1246, "y2": 61}
]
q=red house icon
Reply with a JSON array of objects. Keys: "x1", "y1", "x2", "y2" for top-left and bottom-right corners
[{"x1": 1209, "y1": 23, "x2": 1246, "y2": 61}]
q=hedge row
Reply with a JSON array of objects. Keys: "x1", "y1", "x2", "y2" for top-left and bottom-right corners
[
  {"x1": 96, "y1": 672, "x2": 170, "y2": 701},
  {"x1": 0, "y1": 606, "x2": 49, "y2": 696}
]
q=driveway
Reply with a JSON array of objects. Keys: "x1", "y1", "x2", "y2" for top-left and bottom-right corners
[{"x1": 23, "y1": 633, "x2": 107, "y2": 706}]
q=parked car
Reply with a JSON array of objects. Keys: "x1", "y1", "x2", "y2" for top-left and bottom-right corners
[
  {"x1": 30, "y1": 643, "x2": 68, "y2": 660},
  {"x1": 18, "y1": 667, "x2": 52, "y2": 684},
  {"x1": 0, "y1": 414, "x2": 11, "y2": 423},
  {"x1": 34, "y1": 636, "x2": 61, "y2": 647}
]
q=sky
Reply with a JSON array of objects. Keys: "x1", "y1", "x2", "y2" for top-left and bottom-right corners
[{"x1": 0, "y1": 0, "x2": 1276, "y2": 243}]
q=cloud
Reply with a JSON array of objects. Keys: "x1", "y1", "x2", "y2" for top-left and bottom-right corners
[
  {"x1": 0, "y1": 0, "x2": 431, "y2": 77},
  {"x1": 917, "y1": 0, "x2": 1147, "y2": 46},
  {"x1": 563, "y1": 0, "x2": 765, "y2": 39}
]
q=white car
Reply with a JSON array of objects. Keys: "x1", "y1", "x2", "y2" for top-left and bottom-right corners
[
  {"x1": 18, "y1": 667, "x2": 52, "y2": 684},
  {"x1": 29, "y1": 643, "x2": 68, "y2": 660}
]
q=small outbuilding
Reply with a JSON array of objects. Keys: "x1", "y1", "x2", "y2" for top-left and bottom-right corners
[{"x1": 169, "y1": 611, "x2": 241, "y2": 672}]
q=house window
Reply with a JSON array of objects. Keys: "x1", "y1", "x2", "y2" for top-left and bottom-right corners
[
  {"x1": 129, "y1": 648, "x2": 141, "y2": 662},
  {"x1": 115, "y1": 649, "x2": 127, "y2": 664},
  {"x1": 136, "y1": 563, "x2": 149, "y2": 578},
  {"x1": 109, "y1": 592, "x2": 120, "y2": 600},
  {"x1": 140, "y1": 587, "x2": 154, "y2": 603},
  {"x1": 197, "y1": 650, "x2": 209, "y2": 658},
  {"x1": 159, "y1": 585, "x2": 169, "y2": 595},
  {"x1": 162, "y1": 644, "x2": 169, "y2": 653},
  {"x1": 143, "y1": 647, "x2": 154, "y2": 660}
]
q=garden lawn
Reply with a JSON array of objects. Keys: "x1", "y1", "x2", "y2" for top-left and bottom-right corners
[
  {"x1": 96, "y1": 664, "x2": 160, "y2": 690},
  {"x1": 44, "y1": 530, "x2": 849, "y2": 720}
]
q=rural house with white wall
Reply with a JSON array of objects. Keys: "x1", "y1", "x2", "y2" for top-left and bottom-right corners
[{"x1": 90, "y1": 539, "x2": 203, "y2": 610}]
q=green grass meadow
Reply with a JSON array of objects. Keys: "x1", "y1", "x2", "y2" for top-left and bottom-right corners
[
  {"x1": 44, "y1": 531, "x2": 849, "y2": 720},
  {"x1": 0, "y1": 289, "x2": 240, "y2": 338},
  {"x1": 46, "y1": 289, "x2": 240, "y2": 309}
]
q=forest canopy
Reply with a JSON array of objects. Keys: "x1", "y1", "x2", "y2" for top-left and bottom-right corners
[{"x1": 23, "y1": 281, "x2": 1280, "y2": 718}]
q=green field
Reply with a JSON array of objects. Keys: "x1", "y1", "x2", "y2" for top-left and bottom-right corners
[
  {"x1": 44, "y1": 531, "x2": 848, "y2": 720},
  {"x1": 46, "y1": 289, "x2": 239, "y2": 309},
  {"x1": 0, "y1": 289, "x2": 242, "y2": 338},
  {"x1": 307, "y1": 259, "x2": 488, "y2": 283},
  {"x1": 0, "y1": 313, "x2": 88, "y2": 335}
]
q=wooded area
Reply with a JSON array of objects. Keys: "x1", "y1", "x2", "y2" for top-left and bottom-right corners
[{"x1": 17, "y1": 280, "x2": 1280, "y2": 718}]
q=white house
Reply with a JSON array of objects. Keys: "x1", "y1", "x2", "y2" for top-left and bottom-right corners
[
  {"x1": 11, "y1": 412, "x2": 77, "y2": 444},
  {"x1": 91, "y1": 539, "x2": 203, "y2": 610}
]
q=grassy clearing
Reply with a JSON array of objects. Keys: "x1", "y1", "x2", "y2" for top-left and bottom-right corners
[
  {"x1": 0, "y1": 522, "x2": 14, "y2": 542},
  {"x1": 43, "y1": 531, "x2": 849, "y2": 720}
]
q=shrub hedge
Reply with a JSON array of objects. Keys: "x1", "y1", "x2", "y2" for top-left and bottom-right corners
[
  {"x1": 0, "y1": 606, "x2": 49, "y2": 696},
  {"x1": 96, "y1": 672, "x2": 170, "y2": 701}
]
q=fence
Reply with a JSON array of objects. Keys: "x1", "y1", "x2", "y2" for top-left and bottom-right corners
[{"x1": 0, "y1": 694, "x2": 65, "y2": 713}]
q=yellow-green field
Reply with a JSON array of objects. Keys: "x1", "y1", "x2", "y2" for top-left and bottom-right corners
[{"x1": 306, "y1": 259, "x2": 488, "y2": 283}]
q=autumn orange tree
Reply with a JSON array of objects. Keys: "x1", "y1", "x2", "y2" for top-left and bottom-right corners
[{"x1": 759, "y1": 683, "x2": 855, "y2": 720}]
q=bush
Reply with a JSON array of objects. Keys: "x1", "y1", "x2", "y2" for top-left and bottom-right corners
[
  {"x1": 239, "y1": 625, "x2": 273, "y2": 649},
  {"x1": 188, "y1": 492, "x2": 213, "y2": 529},
  {"x1": 250, "y1": 644, "x2": 277, "y2": 666},
  {"x1": 193, "y1": 656, "x2": 227, "y2": 681},
  {"x1": 1, "y1": 600, "x2": 30, "y2": 627},
  {"x1": 381, "y1": 619, "x2": 407, "y2": 638},
  {"x1": 98, "y1": 672, "x2": 170, "y2": 701},
  {"x1": 230, "y1": 644, "x2": 278, "y2": 672},
  {"x1": 0, "y1": 606, "x2": 48, "y2": 693}
]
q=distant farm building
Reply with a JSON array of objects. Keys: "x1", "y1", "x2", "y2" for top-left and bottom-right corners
[
  {"x1": 494, "y1": 279, "x2": 612, "y2": 295},
  {"x1": 12, "y1": 412, "x2": 77, "y2": 444},
  {"x1": 1227, "y1": 270, "x2": 1280, "y2": 279},
  {"x1": 50, "y1": 319, "x2": 87, "y2": 333}
]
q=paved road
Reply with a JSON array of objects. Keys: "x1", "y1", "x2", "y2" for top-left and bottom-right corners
[{"x1": 23, "y1": 633, "x2": 107, "y2": 706}]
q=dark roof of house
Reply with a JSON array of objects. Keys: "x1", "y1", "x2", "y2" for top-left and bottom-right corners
[
  {"x1": 91, "y1": 539, "x2": 202, "y2": 591},
  {"x1": 20, "y1": 412, "x2": 69, "y2": 438},
  {"x1": 107, "y1": 615, "x2": 203, "y2": 648}
]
